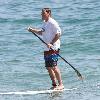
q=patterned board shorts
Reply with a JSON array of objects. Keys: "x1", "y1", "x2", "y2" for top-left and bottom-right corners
[{"x1": 44, "y1": 50, "x2": 59, "y2": 67}]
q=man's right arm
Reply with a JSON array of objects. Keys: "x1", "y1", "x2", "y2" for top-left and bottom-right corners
[{"x1": 28, "y1": 27, "x2": 42, "y2": 35}]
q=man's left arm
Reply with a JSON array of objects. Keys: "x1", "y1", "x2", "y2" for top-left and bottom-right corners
[
  {"x1": 50, "y1": 33, "x2": 60, "y2": 45},
  {"x1": 47, "y1": 33, "x2": 60, "y2": 49}
]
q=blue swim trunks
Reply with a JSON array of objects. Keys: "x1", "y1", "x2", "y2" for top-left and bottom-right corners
[{"x1": 44, "y1": 50, "x2": 59, "y2": 67}]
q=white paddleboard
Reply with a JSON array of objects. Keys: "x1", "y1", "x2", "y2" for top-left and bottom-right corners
[{"x1": 0, "y1": 88, "x2": 77, "y2": 95}]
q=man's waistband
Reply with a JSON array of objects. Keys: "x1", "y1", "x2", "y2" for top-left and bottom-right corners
[{"x1": 44, "y1": 49, "x2": 59, "y2": 56}]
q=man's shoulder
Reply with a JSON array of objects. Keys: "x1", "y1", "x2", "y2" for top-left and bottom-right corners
[{"x1": 49, "y1": 18, "x2": 59, "y2": 26}]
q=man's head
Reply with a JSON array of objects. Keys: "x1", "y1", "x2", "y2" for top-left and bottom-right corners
[{"x1": 41, "y1": 8, "x2": 51, "y2": 22}]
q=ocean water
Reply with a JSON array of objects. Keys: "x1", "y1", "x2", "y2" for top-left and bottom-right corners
[{"x1": 0, "y1": 0, "x2": 100, "y2": 100}]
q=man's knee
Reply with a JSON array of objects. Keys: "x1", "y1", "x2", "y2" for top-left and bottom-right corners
[{"x1": 52, "y1": 66, "x2": 58, "y2": 71}]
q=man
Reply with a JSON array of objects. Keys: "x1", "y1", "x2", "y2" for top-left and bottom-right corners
[{"x1": 28, "y1": 8, "x2": 64, "y2": 90}]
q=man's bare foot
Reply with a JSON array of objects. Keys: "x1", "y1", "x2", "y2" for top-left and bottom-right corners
[
  {"x1": 50, "y1": 86, "x2": 57, "y2": 90},
  {"x1": 50, "y1": 83, "x2": 57, "y2": 90},
  {"x1": 53, "y1": 84, "x2": 64, "y2": 90}
]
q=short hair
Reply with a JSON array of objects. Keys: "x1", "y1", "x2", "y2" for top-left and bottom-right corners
[{"x1": 42, "y1": 8, "x2": 51, "y2": 16}]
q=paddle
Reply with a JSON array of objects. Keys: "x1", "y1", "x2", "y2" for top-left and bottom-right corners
[{"x1": 30, "y1": 31, "x2": 83, "y2": 80}]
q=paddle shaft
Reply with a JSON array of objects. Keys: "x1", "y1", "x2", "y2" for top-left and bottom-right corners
[{"x1": 31, "y1": 32, "x2": 83, "y2": 79}]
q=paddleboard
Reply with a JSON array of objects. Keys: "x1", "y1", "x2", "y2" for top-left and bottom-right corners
[{"x1": 0, "y1": 88, "x2": 77, "y2": 95}]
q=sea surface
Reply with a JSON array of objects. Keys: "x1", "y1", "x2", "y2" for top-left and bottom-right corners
[{"x1": 0, "y1": 0, "x2": 100, "y2": 100}]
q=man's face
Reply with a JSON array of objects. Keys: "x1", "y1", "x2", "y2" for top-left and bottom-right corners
[{"x1": 41, "y1": 10, "x2": 49, "y2": 21}]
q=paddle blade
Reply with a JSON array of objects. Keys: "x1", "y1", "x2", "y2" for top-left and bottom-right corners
[{"x1": 75, "y1": 70, "x2": 83, "y2": 80}]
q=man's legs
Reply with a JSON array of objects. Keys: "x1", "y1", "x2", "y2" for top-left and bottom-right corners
[
  {"x1": 46, "y1": 67, "x2": 57, "y2": 89},
  {"x1": 47, "y1": 66, "x2": 64, "y2": 90},
  {"x1": 52, "y1": 66, "x2": 64, "y2": 89}
]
